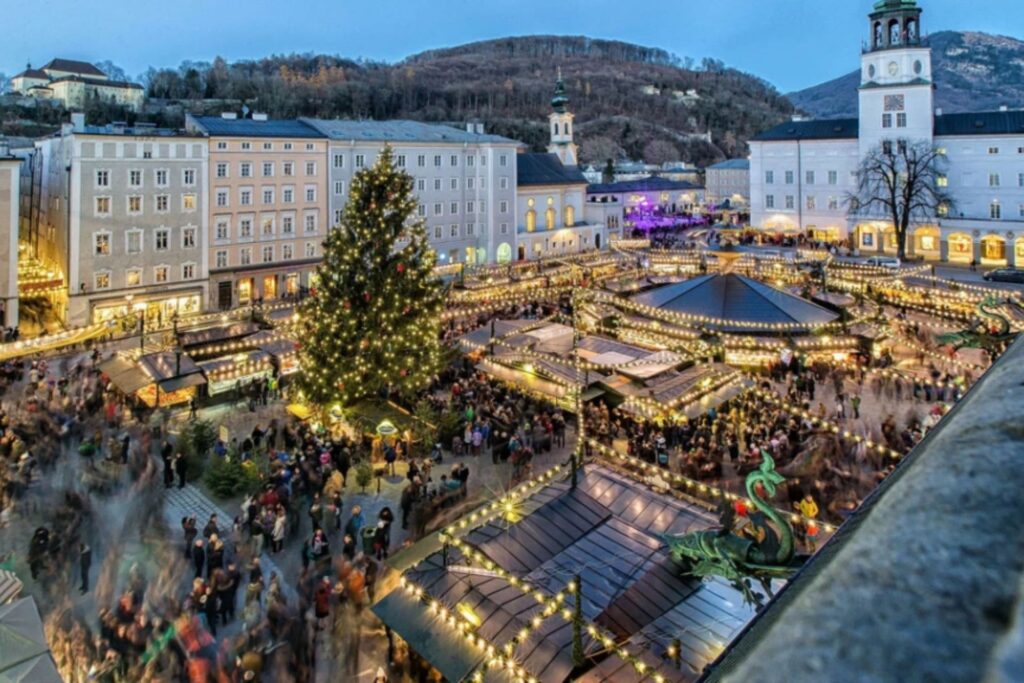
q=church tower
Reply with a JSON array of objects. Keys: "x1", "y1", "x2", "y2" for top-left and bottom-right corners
[
  {"x1": 858, "y1": 0, "x2": 934, "y2": 153},
  {"x1": 547, "y1": 69, "x2": 579, "y2": 166}
]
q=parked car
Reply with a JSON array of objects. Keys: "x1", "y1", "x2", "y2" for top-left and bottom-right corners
[
  {"x1": 982, "y1": 268, "x2": 1024, "y2": 283},
  {"x1": 865, "y1": 256, "x2": 901, "y2": 270}
]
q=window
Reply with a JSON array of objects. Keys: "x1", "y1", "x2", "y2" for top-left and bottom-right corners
[
  {"x1": 481, "y1": 155, "x2": 487, "y2": 166},
  {"x1": 334, "y1": 181, "x2": 344, "y2": 195},
  {"x1": 991, "y1": 201, "x2": 1002, "y2": 219},
  {"x1": 448, "y1": 154, "x2": 457, "y2": 167},
  {"x1": 499, "y1": 177, "x2": 509, "y2": 190},
  {"x1": 183, "y1": 169, "x2": 196, "y2": 186},
  {"x1": 261, "y1": 216, "x2": 274, "y2": 236},
  {"x1": 182, "y1": 263, "x2": 195, "y2": 280},
  {"x1": 305, "y1": 161, "x2": 316, "y2": 175},
  {"x1": 262, "y1": 142, "x2": 273, "y2": 151},
  {"x1": 417, "y1": 155, "x2": 425, "y2": 167},
  {"x1": 95, "y1": 197, "x2": 111, "y2": 216},
  {"x1": 1018, "y1": 204, "x2": 1024, "y2": 218},
  {"x1": 216, "y1": 189, "x2": 229, "y2": 207},
  {"x1": 159, "y1": 169, "x2": 176, "y2": 187},
  {"x1": 95, "y1": 170, "x2": 109, "y2": 188},
  {"x1": 828, "y1": 196, "x2": 839, "y2": 211},
  {"x1": 479, "y1": 200, "x2": 486, "y2": 213},
  {"x1": 94, "y1": 272, "x2": 110, "y2": 290},
  {"x1": 306, "y1": 143, "x2": 315, "y2": 151},
  {"x1": 1019, "y1": 173, "x2": 1024, "y2": 188},
  {"x1": 282, "y1": 243, "x2": 293, "y2": 260},
  {"x1": 155, "y1": 229, "x2": 169, "y2": 251},
  {"x1": 897, "y1": 140, "x2": 907, "y2": 155},
  {"x1": 466, "y1": 223, "x2": 474, "y2": 236},
  {"x1": 765, "y1": 170, "x2": 774, "y2": 184},
  {"x1": 989, "y1": 147, "x2": 1000, "y2": 155},
  {"x1": 216, "y1": 141, "x2": 227, "y2": 150},
  {"x1": 282, "y1": 215, "x2": 294, "y2": 234},
  {"x1": 333, "y1": 209, "x2": 343, "y2": 225},
  {"x1": 828, "y1": 170, "x2": 838, "y2": 185},
  {"x1": 262, "y1": 187, "x2": 274, "y2": 204},
  {"x1": 155, "y1": 195, "x2": 169, "y2": 212},
  {"x1": 262, "y1": 162, "x2": 274, "y2": 177},
  {"x1": 155, "y1": 265, "x2": 169, "y2": 283},
  {"x1": 305, "y1": 186, "x2": 316, "y2": 202},
  {"x1": 417, "y1": 204, "x2": 426, "y2": 217},
  {"x1": 499, "y1": 200, "x2": 509, "y2": 213},
  {"x1": 240, "y1": 248, "x2": 252, "y2": 266},
  {"x1": 883, "y1": 141, "x2": 893, "y2": 155},
  {"x1": 396, "y1": 154, "x2": 406, "y2": 167},
  {"x1": 182, "y1": 226, "x2": 197, "y2": 248},
  {"x1": 805, "y1": 171, "x2": 815, "y2": 185},
  {"x1": 433, "y1": 179, "x2": 442, "y2": 191},
  {"x1": 467, "y1": 178, "x2": 475, "y2": 190},
  {"x1": 240, "y1": 162, "x2": 252, "y2": 178},
  {"x1": 434, "y1": 155, "x2": 442, "y2": 167},
  {"x1": 937, "y1": 202, "x2": 949, "y2": 217},
  {"x1": 241, "y1": 142, "x2": 251, "y2": 151},
  {"x1": 989, "y1": 173, "x2": 1001, "y2": 187},
  {"x1": 93, "y1": 232, "x2": 111, "y2": 255},
  {"x1": 500, "y1": 223, "x2": 509, "y2": 235},
  {"x1": 262, "y1": 245, "x2": 274, "y2": 263},
  {"x1": 126, "y1": 268, "x2": 142, "y2": 286},
  {"x1": 433, "y1": 203, "x2": 443, "y2": 216},
  {"x1": 283, "y1": 162, "x2": 294, "y2": 176},
  {"x1": 450, "y1": 178, "x2": 458, "y2": 190},
  {"x1": 806, "y1": 195, "x2": 816, "y2": 210},
  {"x1": 765, "y1": 194, "x2": 775, "y2": 209},
  {"x1": 785, "y1": 195, "x2": 795, "y2": 210},
  {"x1": 467, "y1": 155, "x2": 475, "y2": 168},
  {"x1": 304, "y1": 242, "x2": 317, "y2": 258},
  {"x1": 283, "y1": 187, "x2": 294, "y2": 203},
  {"x1": 239, "y1": 218, "x2": 252, "y2": 238},
  {"x1": 434, "y1": 226, "x2": 442, "y2": 239},
  {"x1": 240, "y1": 189, "x2": 252, "y2": 206},
  {"x1": 896, "y1": 113, "x2": 907, "y2": 128},
  {"x1": 216, "y1": 162, "x2": 228, "y2": 178},
  {"x1": 450, "y1": 202, "x2": 459, "y2": 215},
  {"x1": 784, "y1": 171, "x2": 794, "y2": 184},
  {"x1": 450, "y1": 225, "x2": 459, "y2": 238},
  {"x1": 128, "y1": 195, "x2": 143, "y2": 214},
  {"x1": 129, "y1": 169, "x2": 142, "y2": 187},
  {"x1": 882, "y1": 113, "x2": 893, "y2": 128},
  {"x1": 182, "y1": 194, "x2": 196, "y2": 211},
  {"x1": 499, "y1": 154, "x2": 508, "y2": 167},
  {"x1": 466, "y1": 201, "x2": 474, "y2": 214},
  {"x1": 937, "y1": 174, "x2": 948, "y2": 188},
  {"x1": 416, "y1": 179, "x2": 425, "y2": 191},
  {"x1": 333, "y1": 154, "x2": 344, "y2": 168},
  {"x1": 304, "y1": 213, "x2": 317, "y2": 233},
  {"x1": 215, "y1": 219, "x2": 229, "y2": 241},
  {"x1": 126, "y1": 229, "x2": 143, "y2": 254}
]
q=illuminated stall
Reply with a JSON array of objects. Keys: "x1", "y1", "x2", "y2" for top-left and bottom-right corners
[
  {"x1": 198, "y1": 350, "x2": 273, "y2": 396},
  {"x1": 136, "y1": 351, "x2": 206, "y2": 407}
]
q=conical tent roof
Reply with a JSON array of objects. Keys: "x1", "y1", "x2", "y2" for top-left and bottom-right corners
[
  {"x1": 0, "y1": 598, "x2": 62, "y2": 683},
  {"x1": 631, "y1": 273, "x2": 839, "y2": 332}
]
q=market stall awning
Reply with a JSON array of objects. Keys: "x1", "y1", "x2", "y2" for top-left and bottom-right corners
[
  {"x1": 98, "y1": 356, "x2": 153, "y2": 394},
  {"x1": 159, "y1": 372, "x2": 207, "y2": 392},
  {"x1": 0, "y1": 598, "x2": 62, "y2": 683},
  {"x1": 0, "y1": 570, "x2": 21, "y2": 605},
  {"x1": 177, "y1": 321, "x2": 261, "y2": 348}
]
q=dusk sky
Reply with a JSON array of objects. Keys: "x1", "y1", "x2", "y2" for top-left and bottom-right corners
[{"x1": 4, "y1": 0, "x2": 1023, "y2": 93}]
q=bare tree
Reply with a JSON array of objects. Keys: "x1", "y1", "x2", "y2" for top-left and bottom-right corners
[{"x1": 850, "y1": 140, "x2": 952, "y2": 259}]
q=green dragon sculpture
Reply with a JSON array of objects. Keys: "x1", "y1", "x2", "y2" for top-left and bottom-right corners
[
  {"x1": 661, "y1": 453, "x2": 802, "y2": 597},
  {"x1": 936, "y1": 295, "x2": 1017, "y2": 352}
]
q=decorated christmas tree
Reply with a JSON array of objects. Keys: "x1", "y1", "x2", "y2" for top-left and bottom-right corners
[{"x1": 296, "y1": 146, "x2": 445, "y2": 408}]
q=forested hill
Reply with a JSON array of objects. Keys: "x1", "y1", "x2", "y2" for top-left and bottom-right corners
[
  {"x1": 8, "y1": 36, "x2": 794, "y2": 167},
  {"x1": 788, "y1": 31, "x2": 1024, "y2": 119}
]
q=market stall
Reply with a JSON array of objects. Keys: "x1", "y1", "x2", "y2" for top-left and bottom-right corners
[{"x1": 198, "y1": 350, "x2": 273, "y2": 396}]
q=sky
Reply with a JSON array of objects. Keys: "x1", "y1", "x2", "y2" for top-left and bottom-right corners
[{"x1": 3, "y1": 0, "x2": 1024, "y2": 93}]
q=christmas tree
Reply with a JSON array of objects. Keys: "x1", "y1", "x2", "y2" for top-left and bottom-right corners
[{"x1": 296, "y1": 146, "x2": 445, "y2": 408}]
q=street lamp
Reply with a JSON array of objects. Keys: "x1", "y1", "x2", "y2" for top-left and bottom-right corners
[{"x1": 171, "y1": 310, "x2": 180, "y2": 337}]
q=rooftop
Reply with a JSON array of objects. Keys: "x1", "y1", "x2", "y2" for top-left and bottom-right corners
[
  {"x1": 517, "y1": 152, "x2": 588, "y2": 186},
  {"x1": 587, "y1": 176, "x2": 704, "y2": 194},
  {"x1": 750, "y1": 118, "x2": 860, "y2": 142},
  {"x1": 42, "y1": 58, "x2": 106, "y2": 77},
  {"x1": 187, "y1": 115, "x2": 325, "y2": 139},
  {"x1": 47, "y1": 75, "x2": 142, "y2": 90},
  {"x1": 300, "y1": 118, "x2": 518, "y2": 144},
  {"x1": 76, "y1": 123, "x2": 199, "y2": 138},
  {"x1": 706, "y1": 159, "x2": 750, "y2": 171},
  {"x1": 934, "y1": 109, "x2": 1024, "y2": 137},
  {"x1": 12, "y1": 67, "x2": 48, "y2": 80}
]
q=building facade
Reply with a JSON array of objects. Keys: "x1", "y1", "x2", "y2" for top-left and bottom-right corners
[
  {"x1": 750, "y1": 0, "x2": 1024, "y2": 266},
  {"x1": 11, "y1": 59, "x2": 145, "y2": 111},
  {"x1": 186, "y1": 114, "x2": 327, "y2": 309},
  {"x1": 35, "y1": 115, "x2": 209, "y2": 325},
  {"x1": 0, "y1": 147, "x2": 20, "y2": 328},
  {"x1": 705, "y1": 158, "x2": 750, "y2": 208},
  {"x1": 301, "y1": 118, "x2": 520, "y2": 266}
]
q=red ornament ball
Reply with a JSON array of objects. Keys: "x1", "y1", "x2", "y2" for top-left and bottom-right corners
[
  {"x1": 363, "y1": 292, "x2": 371, "y2": 302},
  {"x1": 399, "y1": 368, "x2": 407, "y2": 377},
  {"x1": 397, "y1": 263, "x2": 406, "y2": 273}
]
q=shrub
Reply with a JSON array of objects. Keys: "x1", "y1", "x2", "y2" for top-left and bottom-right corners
[
  {"x1": 204, "y1": 456, "x2": 261, "y2": 499},
  {"x1": 354, "y1": 461, "x2": 373, "y2": 492}
]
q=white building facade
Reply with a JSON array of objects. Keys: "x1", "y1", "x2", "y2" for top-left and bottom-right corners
[
  {"x1": 750, "y1": 0, "x2": 1024, "y2": 266},
  {"x1": 302, "y1": 119, "x2": 520, "y2": 266}
]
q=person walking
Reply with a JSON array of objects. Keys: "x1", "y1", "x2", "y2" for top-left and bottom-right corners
[
  {"x1": 174, "y1": 452, "x2": 188, "y2": 489},
  {"x1": 192, "y1": 539, "x2": 206, "y2": 579},
  {"x1": 78, "y1": 542, "x2": 91, "y2": 594},
  {"x1": 271, "y1": 510, "x2": 286, "y2": 554}
]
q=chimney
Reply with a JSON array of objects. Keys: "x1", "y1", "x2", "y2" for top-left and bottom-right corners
[
  {"x1": 999, "y1": 105, "x2": 1009, "y2": 112},
  {"x1": 935, "y1": 107, "x2": 943, "y2": 117},
  {"x1": 252, "y1": 112, "x2": 268, "y2": 121},
  {"x1": 70, "y1": 112, "x2": 85, "y2": 132},
  {"x1": 220, "y1": 112, "x2": 238, "y2": 120}
]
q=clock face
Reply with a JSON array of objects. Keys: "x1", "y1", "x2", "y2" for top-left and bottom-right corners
[{"x1": 888, "y1": 61, "x2": 899, "y2": 76}]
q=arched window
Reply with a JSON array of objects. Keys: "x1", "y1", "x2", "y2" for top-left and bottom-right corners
[
  {"x1": 526, "y1": 209, "x2": 536, "y2": 232},
  {"x1": 545, "y1": 207, "x2": 556, "y2": 231},
  {"x1": 564, "y1": 205, "x2": 575, "y2": 227},
  {"x1": 906, "y1": 19, "x2": 918, "y2": 42},
  {"x1": 982, "y1": 235, "x2": 1006, "y2": 261},
  {"x1": 889, "y1": 20, "x2": 901, "y2": 46},
  {"x1": 874, "y1": 22, "x2": 883, "y2": 48},
  {"x1": 496, "y1": 242, "x2": 512, "y2": 264}
]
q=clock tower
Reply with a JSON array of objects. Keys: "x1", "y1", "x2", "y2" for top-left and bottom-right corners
[
  {"x1": 858, "y1": 0, "x2": 934, "y2": 153},
  {"x1": 547, "y1": 69, "x2": 579, "y2": 167}
]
